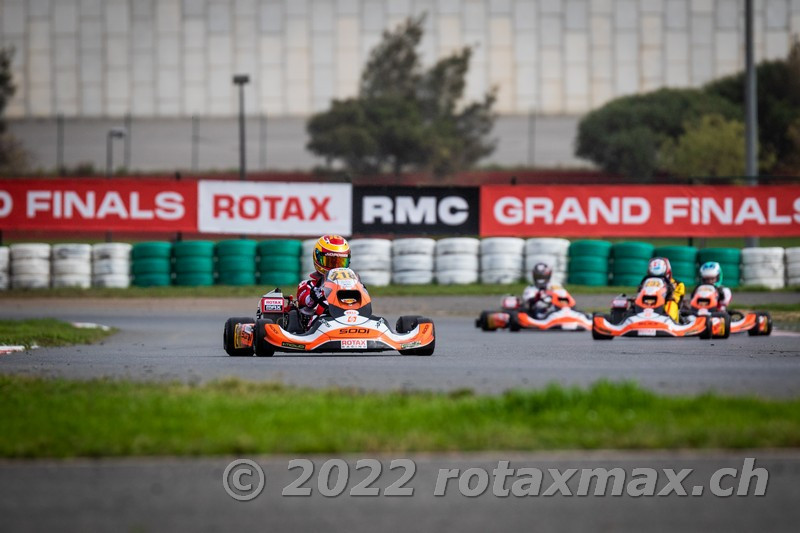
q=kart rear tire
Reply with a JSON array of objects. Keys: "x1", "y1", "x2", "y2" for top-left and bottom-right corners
[
  {"x1": 253, "y1": 318, "x2": 276, "y2": 357},
  {"x1": 508, "y1": 311, "x2": 521, "y2": 332},
  {"x1": 699, "y1": 317, "x2": 713, "y2": 339},
  {"x1": 396, "y1": 315, "x2": 424, "y2": 334},
  {"x1": 711, "y1": 311, "x2": 731, "y2": 339},
  {"x1": 748, "y1": 312, "x2": 772, "y2": 336},
  {"x1": 224, "y1": 316, "x2": 254, "y2": 357},
  {"x1": 398, "y1": 317, "x2": 435, "y2": 356},
  {"x1": 592, "y1": 327, "x2": 613, "y2": 340}
]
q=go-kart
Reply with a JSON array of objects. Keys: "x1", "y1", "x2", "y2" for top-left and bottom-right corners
[
  {"x1": 685, "y1": 284, "x2": 772, "y2": 336},
  {"x1": 592, "y1": 277, "x2": 728, "y2": 340},
  {"x1": 475, "y1": 284, "x2": 592, "y2": 331},
  {"x1": 223, "y1": 267, "x2": 435, "y2": 356}
]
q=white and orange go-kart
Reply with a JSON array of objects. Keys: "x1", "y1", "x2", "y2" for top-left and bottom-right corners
[
  {"x1": 592, "y1": 277, "x2": 728, "y2": 340},
  {"x1": 476, "y1": 284, "x2": 592, "y2": 332},
  {"x1": 223, "y1": 268, "x2": 435, "y2": 357},
  {"x1": 686, "y1": 284, "x2": 771, "y2": 336}
]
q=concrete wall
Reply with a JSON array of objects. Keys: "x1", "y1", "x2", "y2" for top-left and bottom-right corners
[{"x1": 1, "y1": 0, "x2": 799, "y2": 118}]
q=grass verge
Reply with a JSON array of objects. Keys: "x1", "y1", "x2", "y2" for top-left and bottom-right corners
[
  {"x1": 1, "y1": 377, "x2": 799, "y2": 458},
  {"x1": 0, "y1": 319, "x2": 115, "y2": 349}
]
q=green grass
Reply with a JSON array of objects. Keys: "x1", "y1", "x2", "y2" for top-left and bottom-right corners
[
  {"x1": 0, "y1": 319, "x2": 115, "y2": 349},
  {"x1": 1, "y1": 377, "x2": 799, "y2": 458}
]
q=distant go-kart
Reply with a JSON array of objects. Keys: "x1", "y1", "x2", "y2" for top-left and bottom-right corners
[
  {"x1": 223, "y1": 267, "x2": 435, "y2": 357},
  {"x1": 592, "y1": 277, "x2": 728, "y2": 340},
  {"x1": 476, "y1": 284, "x2": 592, "y2": 332},
  {"x1": 686, "y1": 284, "x2": 772, "y2": 336}
]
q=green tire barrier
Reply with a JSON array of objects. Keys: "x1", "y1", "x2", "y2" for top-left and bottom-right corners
[
  {"x1": 131, "y1": 242, "x2": 172, "y2": 260},
  {"x1": 173, "y1": 240, "x2": 215, "y2": 258},
  {"x1": 258, "y1": 254, "x2": 301, "y2": 274},
  {"x1": 257, "y1": 239, "x2": 302, "y2": 257},
  {"x1": 173, "y1": 256, "x2": 214, "y2": 274},
  {"x1": 217, "y1": 255, "x2": 257, "y2": 274},
  {"x1": 132, "y1": 273, "x2": 171, "y2": 287},
  {"x1": 612, "y1": 241, "x2": 655, "y2": 260},
  {"x1": 174, "y1": 273, "x2": 215, "y2": 286},
  {"x1": 131, "y1": 258, "x2": 171, "y2": 275},
  {"x1": 259, "y1": 272, "x2": 301, "y2": 286},
  {"x1": 611, "y1": 258, "x2": 650, "y2": 276},
  {"x1": 217, "y1": 271, "x2": 257, "y2": 286},
  {"x1": 568, "y1": 255, "x2": 608, "y2": 273},
  {"x1": 653, "y1": 246, "x2": 697, "y2": 264},
  {"x1": 569, "y1": 240, "x2": 613, "y2": 258},
  {"x1": 609, "y1": 274, "x2": 642, "y2": 287},
  {"x1": 698, "y1": 248, "x2": 741, "y2": 265},
  {"x1": 216, "y1": 240, "x2": 258, "y2": 257},
  {"x1": 568, "y1": 272, "x2": 609, "y2": 286}
]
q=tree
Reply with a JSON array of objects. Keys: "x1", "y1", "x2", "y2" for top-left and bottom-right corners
[
  {"x1": 307, "y1": 16, "x2": 496, "y2": 178},
  {"x1": 0, "y1": 47, "x2": 28, "y2": 173},
  {"x1": 660, "y1": 114, "x2": 746, "y2": 178}
]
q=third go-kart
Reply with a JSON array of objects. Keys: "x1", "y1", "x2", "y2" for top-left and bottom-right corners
[
  {"x1": 686, "y1": 284, "x2": 772, "y2": 336},
  {"x1": 223, "y1": 268, "x2": 435, "y2": 357},
  {"x1": 592, "y1": 277, "x2": 728, "y2": 340},
  {"x1": 476, "y1": 284, "x2": 592, "y2": 332}
]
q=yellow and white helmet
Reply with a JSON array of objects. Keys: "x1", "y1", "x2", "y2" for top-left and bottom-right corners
[{"x1": 313, "y1": 235, "x2": 351, "y2": 275}]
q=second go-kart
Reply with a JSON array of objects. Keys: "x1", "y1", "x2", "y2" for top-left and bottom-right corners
[
  {"x1": 686, "y1": 284, "x2": 772, "y2": 336},
  {"x1": 223, "y1": 267, "x2": 435, "y2": 357},
  {"x1": 592, "y1": 277, "x2": 728, "y2": 340},
  {"x1": 475, "y1": 284, "x2": 592, "y2": 332}
]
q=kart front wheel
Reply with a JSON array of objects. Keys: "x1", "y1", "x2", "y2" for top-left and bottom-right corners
[
  {"x1": 591, "y1": 313, "x2": 613, "y2": 340},
  {"x1": 711, "y1": 312, "x2": 731, "y2": 339},
  {"x1": 253, "y1": 318, "x2": 276, "y2": 357},
  {"x1": 397, "y1": 317, "x2": 435, "y2": 356},
  {"x1": 224, "y1": 316, "x2": 255, "y2": 357},
  {"x1": 748, "y1": 312, "x2": 772, "y2": 336}
]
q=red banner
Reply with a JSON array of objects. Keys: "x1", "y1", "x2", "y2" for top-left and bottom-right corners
[
  {"x1": 0, "y1": 179, "x2": 198, "y2": 232},
  {"x1": 480, "y1": 185, "x2": 800, "y2": 237}
]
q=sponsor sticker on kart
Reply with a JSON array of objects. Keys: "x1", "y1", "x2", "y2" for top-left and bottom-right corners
[
  {"x1": 344, "y1": 310, "x2": 358, "y2": 317},
  {"x1": 281, "y1": 341, "x2": 305, "y2": 350},
  {"x1": 341, "y1": 339, "x2": 368, "y2": 349},
  {"x1": 400, "y1": 341, "x2": 421, "y2": 349},
  {"x1": 638, "y1": 329, "x2": 657, "y2": 336},
  {"x1": 262, "y1": 298, "x2": 284, "y2": 312}
]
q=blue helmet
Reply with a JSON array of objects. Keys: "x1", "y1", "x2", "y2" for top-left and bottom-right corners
[{"x1": 699, "y1": 261, "x2": 723, "y2": 287}]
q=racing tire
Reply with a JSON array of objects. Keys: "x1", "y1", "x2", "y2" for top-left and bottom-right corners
[
  {"x1": 476, "y1": 311, "x2": 489, "y2": 330},
  {"x1": 397, "y1": 317, "x2": 435, "y2": 356},
  {"x1": 591, "y1": 315, "x2": 613, "y2": 340},
  {"x1": 748, "y1": 312, "x2": 772, "y2": 336},
  {"x1": 711, "y1": 311, "x2": 731, "y2": 339},
  {"x1": 396, "y1": 315, "x2": 423, "y2": 334},
  {"x1": 508, "y1": 311, "x2": 521, "y2": 332},
  {"x1": 224, "y1": 316, "x2": 254, "y2": 357},
  {"x1": 253, "y1": 318, "x2": 276, "y2": 357},
  {"x1": 699, "y1": 317, "x2": 713, "y2": 340}
]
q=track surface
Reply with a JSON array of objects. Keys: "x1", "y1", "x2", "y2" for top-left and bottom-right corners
[{"x1": 1, "y1": 296, "x2": 799, "y2": 397}]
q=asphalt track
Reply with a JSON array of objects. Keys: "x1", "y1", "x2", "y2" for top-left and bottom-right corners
[{"x1": 2, "y1": 295, "x2": 800, "y2": 532}]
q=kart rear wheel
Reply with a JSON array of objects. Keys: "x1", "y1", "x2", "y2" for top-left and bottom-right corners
[
  {"x1": 711, "y1": 311, "x2": 731, "y2": 339},
  {"x1": 591, "y1": 313, "x2": 613, "y2": 340},
  {"x1": 396, "y1": 315, "x2": 424, "y2": 334},
  {"x1": 476, "y1": 311, "x2": 492, "y2": 331},
  {"x1": 749, "y1": 312, "x2": 772, "y2": 336},
  {"x1": 699, "y1": 317, "x2": 713, "y2": 339},
  {"x1": 398, "y1": 317, "x2": 435, "y2": 356},
  {"x1": 508, "y1": 311, "x2": 521, "y2": 332},
  {"x1": 224, "y1": 316, "x2": 254, "y2": 357},
  {"x1": 253, "y1": 318, "x2": 276, "y2": 357}
]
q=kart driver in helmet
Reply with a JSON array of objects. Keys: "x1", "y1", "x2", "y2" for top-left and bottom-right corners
[
  {"x1": 691, "y1": 261, "x2": 733, "y2": 311},
  {"x1": 639, "y1": 257, "x2": 685, "y2": 322},
  {"x1": 296, "y1": 234, "x2": 351, "y2": 329},
  {"x1": 522, "y1": 263, "x2": 554, "y2": 318}
]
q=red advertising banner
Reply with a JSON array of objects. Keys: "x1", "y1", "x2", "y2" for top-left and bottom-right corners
[
  {"x1": 480, "y1": 185, "x2": 800, "y2": 237},
  {"x1": 0, "y1": 179, "x2": 198, "y2": 232}
]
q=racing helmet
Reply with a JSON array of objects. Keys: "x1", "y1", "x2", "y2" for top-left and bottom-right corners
[
  {"x1": 699, "y1": 261, "x2": 723, "y2": 287},
  {"x1": 532, "y1": 263, "x2": 552, "y2": 289},
  {"x1": 647, "y1": 257, "x2": 672, "y2": 279},
  {"x1": 313, "y1": 235, "x2": 351, "y2": 276}
]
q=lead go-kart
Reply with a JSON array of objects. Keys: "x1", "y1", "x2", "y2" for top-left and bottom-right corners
[
  {"x1": 684, "y1": 284, "x2": 772, "y2": 336},
  {"x1": 223, "y1": 267, "x2": 435, "y2": 357},
  {"x1": 592, "y1": 277, "x2": 729, "y2": 340},
  {"x1": 476, "y1": 284, "x2": 592, "y2": 331}
]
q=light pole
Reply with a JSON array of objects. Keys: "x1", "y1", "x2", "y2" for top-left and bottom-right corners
[
  {"x1": 744, "y1": 0, "x2": 759, "y2": 248},
  {"x1": 106, "y1": 127, "x2": 126, "y2": 178},
  {"x1": 233, "y1": 74, "x2": 250, "y2": 181}
]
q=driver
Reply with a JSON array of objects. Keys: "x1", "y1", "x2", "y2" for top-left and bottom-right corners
[
  {"x1": 296, "y1": 235, "x2": 351, "y2": 329},
  {"x1": 522, "y1": 263, "x2": 554, "y2": 318},
  {"x1": 692, "y1": 261, "x2": 732, "y2": 311},
  {"x1": 639, "y1": 257, "x2": 685, "y2": 322}
]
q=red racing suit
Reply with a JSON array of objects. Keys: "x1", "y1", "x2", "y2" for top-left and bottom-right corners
[{"x1": 296, "y1": 272, "x2": 327, "y2": 328}]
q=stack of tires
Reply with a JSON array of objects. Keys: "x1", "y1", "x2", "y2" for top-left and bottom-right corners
[
  {"x1": 480, "y1": 238, "x2": 524, "y2": 284},
  {"x1": 392, "y1": 238, "x2": 435, "y2": 285},
  {"x1": 10, "y1": 243, "x2": 51, "y2": 289},
  {"x1": 0, "y1": 246, "x2": 9, "y2": 290},
  {"x1": 653, "y1": 246, "x2": 697, "y2": 286},
  {"x1": 131, "y1": 242, "x2": 172, "y2": 287},
  {"x1": 786, "y1": 247, "x2": 800, "y2": 287},
  {"x1": 697, "y1": 248, "x2": 741, "y2": 288},
  {"x1": 741, "y1": 247, "x2": 785, "y2": 289},
  {"x1": 52, "y1": 244, "x2": 92, "y2": 288},
  {"x1": 172, "y1": 241, "x2": 215, "y2": 286},
  {"x1": 435, "y1": 238, "x2": 480, "y2": 285},
  {"x1": 92, "y1": 243, "x2": 132, "y2": 288},
  {"x1": 610, "y1": 242, "x2": 654, "y2": 286},
  {"x1": 568, "y1": 240, "x2": 611, "y2": 286},
  {"x1": 216, "y1": 240, "x2": 257, "y2": 286},
  {"x1": 258, "y1": 239, "x2": 302, "y2": 287},
  {"x1": 524, "y1": 238, "x2": 570, "y2": 285},
  {"x1": 350, "y1": 238, "x2": 392, "y2": 287}
]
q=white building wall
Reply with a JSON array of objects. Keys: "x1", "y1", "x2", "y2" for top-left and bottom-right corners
[{"x1": 1, "y1": 0, "x2": 798, "y2": 118}]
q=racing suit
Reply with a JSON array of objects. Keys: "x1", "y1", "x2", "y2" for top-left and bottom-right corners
[
  {"x1": 639, "y1": 275, "x2": 685, "y2": 322},
  {"x1": 690, "y1": 284, "x2": 733, "y2": 312},
  {"x1": 296, "y1": 272, "x2": 327, "y2": 330},
  {"x1": 522, "y1": 285, "x2": 552, "y2": 319}
]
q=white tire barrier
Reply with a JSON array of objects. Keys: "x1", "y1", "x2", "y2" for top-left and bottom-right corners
[
  {"x1": 10, "y1": 243, "x2": 51, "y2": 261},
  {"x1": 357, "y1": 271, "x2": 391, "y2": 287},
  {"x1": 481, "y1": 253, "x2": 523, "y2": 271},
  {"x1": 349, "y1": 256, "x2": 391, "y2": 271},
  {"x1": 525, "y1": 238, "x2": 570, "y2": 256},
  {"x1": 435, "y1": 254, "x2": 479, "y2": 272},
  {"x1": 11, "y1": 259, "x2": 50, "y2": 276},
  {"x1": 91, "y1": 243, "x2": 131, "y2": 288},
  {"x1": 350, "y1": 238, "x2": 393, "y2": 284},
  {"x1": 349, "y1": 238, "x2": 393, "y2": 256},
  {"x1": 785, "y1": 247, "x2": 800, "y2": 264},
  {"x1": 393, "y1": 254, "x2": 434, "y2": 272},
  {"x1": 480, "y1": 237, "x2": 525, "y2": 256},
  {"x1": 436, "y1": 238, "x2": 480, "y2": 255},
  {"x1": 92, "y1": 242, "x2": 132, "y2": 261},
  {"x1": 742, "y1": 263, "x2": 785, "y2": 279},
  {"x1": 435, "y1": 270, "x2": 479, "y2": 285},
  {"x1": 52, "y1": 243, "x2": 92, "y2": 261},
  {"x1": 0, "y1": 246, "x2": 9, "y2": 270},
  {"x1": 11, "y1": 274, "x2": 50, "y2": 289},
  {"x1": 0, "y1": 272, "x2": 8, "y2": 290},
  {"x1": 524, "y1": 253, "x2": 561, "y2": 271},
  {"x1": 787, "y1": 276, "x2": 800, "y2": 287},
  {"x1": 481, "y1": 269, "x2": 522, "y2": 284},
  {"x1": 93, "y1": 259, "x2": 130, "y2": 276},
  {"x1": 53, "y1": 259, "x2": 92, "y2": 276},
  {"x1": 393, "y1": 270, "x2": 434, "y2": 285},
  {"x1": 742, "y1": 247, "x2": 785, "y2": 288},
  {"x1": 787, "y1": 263, "x2": 800, "y2": 278},
  {"x1": 52, "y1": 274, "x2": 91, "y2": 289},
  {"x1": 741, "y1": 247, "x2": 785, "y2": 265},
  {"x1": 742, "y1": 276, "x2": 785, "y2": 290},
  {"x1": 392, "y1": 238, "x2": 436, "y2": 256},
  {"x1": 92, "y1": 274, "x2": 131, "y2": 289}
]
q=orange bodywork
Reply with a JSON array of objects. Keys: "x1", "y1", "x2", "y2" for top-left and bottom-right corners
[
  {"x1": 517, "y1": 311, "x2": 591, "y2": 330},
  {"x1": 259, "y1": 320, "x2": 435, "y2": 352},
  {"x1": 592, "y1": 314, "x2": 708, "y2": 337}
]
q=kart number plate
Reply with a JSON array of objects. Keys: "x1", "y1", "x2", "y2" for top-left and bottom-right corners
[
  {"x1": 638, "y1": 329, "x2": 657, "y2": 336},
  {"x1": 341, "y1": 339, "x2": 367, "y2": 349},
  {"x1": 262, "y1": 298, "x2": 284, "y2": 312}
]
